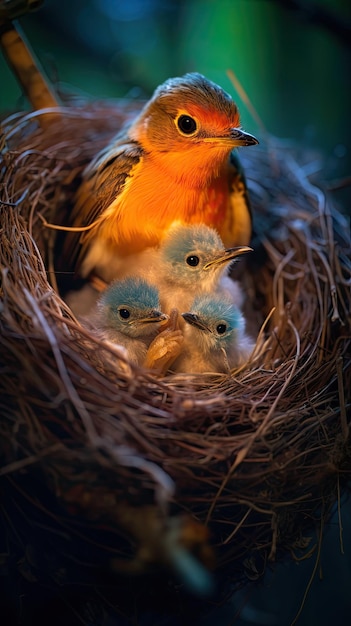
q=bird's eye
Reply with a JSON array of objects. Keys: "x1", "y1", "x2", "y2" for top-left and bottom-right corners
[
  {"x1": 118, "y1": 308, "x2": 130, "y2": 319},
  {"x1": 177, "y1": 114, "x2": 197, "y2": 135},
  {"x1": 186, "y1": 255, "x2": 200, "y2": 267},
  {"x1": 216, "y1": 323, "x2": 227, "y2": 335}
]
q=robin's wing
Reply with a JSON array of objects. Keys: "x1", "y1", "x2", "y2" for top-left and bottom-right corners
[
  {"x1": 225, "y1": 150, "x2": 252, "y2": 247},
  {"x1": 74, "y1": 138, "x2": 142, "y2": 230},
  {"x1": 62, "y1": 138, "x2": 143, "y2": 277}
]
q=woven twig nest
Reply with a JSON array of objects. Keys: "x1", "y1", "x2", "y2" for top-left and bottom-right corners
[{"x1": 1, "y1": 104, "x2": 350, "y2": 621}]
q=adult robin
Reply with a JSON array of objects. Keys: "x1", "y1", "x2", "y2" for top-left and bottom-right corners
[{"x1": 66, "y1": 72, "x2": 258, "y2": 283}]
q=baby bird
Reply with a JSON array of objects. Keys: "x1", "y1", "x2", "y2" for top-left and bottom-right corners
[
  {"x1": 64, "y1": 72, "x2": 258, "y2": 282},
  {"x1": 94, "y1": 277, "x2": 168, "y2": 366},
  {"x1": 143, "y1": 223, "x2": 252, "y2": 315},
  {"x1": 172, "y1": 293, "x2": 254, "y2": 374}
]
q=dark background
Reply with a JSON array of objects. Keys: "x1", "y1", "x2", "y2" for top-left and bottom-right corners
[{"x1": 0, "y1": 1, "x2": 350, "y2": 624}]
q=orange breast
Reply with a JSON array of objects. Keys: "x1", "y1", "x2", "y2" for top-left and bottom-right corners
[{"x1": 96, "y1": 157, "x2": 232, "y2": 255}]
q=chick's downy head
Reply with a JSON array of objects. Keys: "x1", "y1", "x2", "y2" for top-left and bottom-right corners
[{"x1": 97, "y1": 277, "x2": 167, "y2": 338}]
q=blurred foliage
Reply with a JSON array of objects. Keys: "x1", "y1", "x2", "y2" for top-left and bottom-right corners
[
  {"x1": 1, "y1": 0, "x2": 350, "y2": 196},
  {"x1": 1, "y1": 1, "x2": 350, "y2": 171}
]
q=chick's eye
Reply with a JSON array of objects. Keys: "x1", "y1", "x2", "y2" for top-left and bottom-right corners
[
  {"x1": 186, "y1": 255, "x2": 200, "y2": 267},
  {"x1": 177, "y1": 115, "x2": 197, "y2": 135},
  {"x1": 216, "y1": 323, "x2": 227, "y2": 335},
  {"x1": 118, "y1": 308, "x2": 130, "y2": 319}
]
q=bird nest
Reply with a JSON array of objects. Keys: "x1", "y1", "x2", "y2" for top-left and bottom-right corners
[{"x1": 1, "y1": 103, "x2": 351, "y2": 622}]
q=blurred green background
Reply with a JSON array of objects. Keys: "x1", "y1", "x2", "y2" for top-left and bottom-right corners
[
  {"x1": 0, "y1": 1, "x2": 350, "y2": 625},
  {"x1": 1, "y1": 0, "x2": 350, "y2": 199}
]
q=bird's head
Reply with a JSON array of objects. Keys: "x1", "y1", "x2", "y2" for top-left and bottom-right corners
[
  {"x1": 160, "y1": 223, "x2": 252, "y2": 290},
  {"x1": 97, "y1": 277, "x2": 168, "y2": 338},
  {"x1": 130, "y1": 73, "x2": 258, "y2": 182},
  {"x1": 182, "y1": 294, "x2": 244, "y2": 351}
]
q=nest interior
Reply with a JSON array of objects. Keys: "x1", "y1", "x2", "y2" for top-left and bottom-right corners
[{"x1": 0, "y1": 104, "x2": 351, "y2": 623}]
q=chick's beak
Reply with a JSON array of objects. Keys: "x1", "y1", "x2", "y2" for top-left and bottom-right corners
[
  {"x1": 182, "y1": 313, "x2": 210, "y2": 333},
  {"x1": 203, "y1": 246, "x2": 253, "y2": 270},
  {"x1": 133, "y1": 312, "x2": 169, "y2": 325}
]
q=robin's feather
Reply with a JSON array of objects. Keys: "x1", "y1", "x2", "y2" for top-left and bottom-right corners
[{"x1": 63, "y1": 140, "x2": 142, "y2": 274}]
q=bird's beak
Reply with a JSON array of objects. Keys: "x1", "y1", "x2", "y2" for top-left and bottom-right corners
[
  {"x1": 131, "y1": 312, "x2": 169, "y2": 326},
  {"x1": 203, "y1": 246, "x2": 253, "y2": 270},
  {"x1": 228, "y1": 128, "x2": 259, "y2": 146},
  {"x1": 203, "y1": 128, "x2": 258, "y2": 148},
  {"x1": 182, "y1": 312, "x2": 210, "y2": 333}
]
